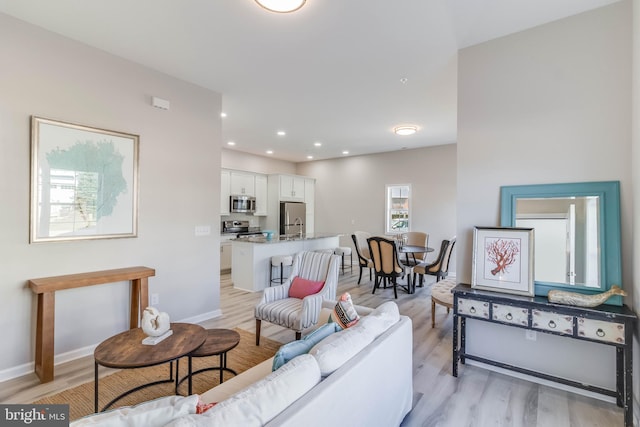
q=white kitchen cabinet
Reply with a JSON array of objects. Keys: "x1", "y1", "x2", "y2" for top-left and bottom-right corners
[
  {"x1": 220, "y1": 242, "x2": 232, "y2": 271},
  {"x1": 220, "y1": 170, "x2": 231, "y2": 215},
  {"x1": 279, "y1": 175, "x2": 305, "y2": 201},
  {"x1": 230, "y1": 171, "x2": 255, "y2": 196},
  {"x1": 254, "y1": 174, "x2": 268, "y2": 216}
]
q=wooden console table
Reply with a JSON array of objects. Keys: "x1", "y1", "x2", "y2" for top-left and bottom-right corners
[
  {"x1": 29, "y1": 266, "x2": 156, "y2": 383},
  {"x1": 452, "y1": 284, "x2": 636, "y2": 427}
]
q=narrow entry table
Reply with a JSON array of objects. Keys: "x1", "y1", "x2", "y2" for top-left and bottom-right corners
[
  {"x1": 29, "y1": 266, "x2": 156, "y2": 383},
  {"x1": 452, "y1": 284, "x2": 637, "y2": 427}
]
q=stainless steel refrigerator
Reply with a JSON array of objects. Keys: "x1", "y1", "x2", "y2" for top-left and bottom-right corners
[{"x1": 280, "y1": 202, "x2": 306, "y2": 236}]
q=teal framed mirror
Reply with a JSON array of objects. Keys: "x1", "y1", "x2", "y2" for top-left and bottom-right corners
[{"x1": 500, "y1": 181, "x2": 622, "y2": 305}]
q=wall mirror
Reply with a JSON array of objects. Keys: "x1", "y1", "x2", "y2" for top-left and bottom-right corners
[{"x1": 500, "y1": 181, "x2": 622, "y2": 305}]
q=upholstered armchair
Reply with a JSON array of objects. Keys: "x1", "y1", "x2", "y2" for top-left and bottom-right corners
[
  {"x1": 255, "y1": 251, "x2": 340, "y2": 345},
  {"x1": 401, "y1": 231, "x2": 429, "y2": 264}
]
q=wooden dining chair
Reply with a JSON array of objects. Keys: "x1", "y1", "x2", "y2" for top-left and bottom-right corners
[
  {"x1": 367, "y1": 236, "x2": 409, "y2": 299},
  {"x1": 352, "y1": 232, "x2": 374, "y2": 285},
  {"x1": 413, "y1": 237, "x2": 456, "y2": 287},
  {"x1": 401, "y1": 231, "x2": 429, "y2": 264}
]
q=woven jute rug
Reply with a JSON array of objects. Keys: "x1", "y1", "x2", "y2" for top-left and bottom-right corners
[{"x1": 34, "y1": 328, "x2": 281, "y2": 421}]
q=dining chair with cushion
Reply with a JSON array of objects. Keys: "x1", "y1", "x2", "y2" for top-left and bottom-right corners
[
  {"x1": 352, "y1": 232, "x2": 374, "y2": 285},
  {"x1": 401, "y1": 231, "x2": 429, "y2": 265},
  {"x1": 413, "y1": 237, "x2": 456, "y2": 287},
  {"x1": 255, "y1": 251, "x2": 340, "y2": 345},
  {"x1": 367, "y1": 236, "x2": 410, "y2": 299}
]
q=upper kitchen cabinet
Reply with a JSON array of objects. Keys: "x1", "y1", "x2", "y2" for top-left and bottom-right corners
[
  {"x1": 279, "y1": 175, "x2": 305, "y2": 201},
  {"x1": 254, "y1": 174, "x2": 268, "y2": 216},
  {"x1": 266, "y1": 174, "x2": 315, "y2": 233},
  {"x1": 221, "y1": 170, "x2": 231, "y2": 215},
  {"x1": 230, "y1": 171, "x2": 255, "y2": 196}
]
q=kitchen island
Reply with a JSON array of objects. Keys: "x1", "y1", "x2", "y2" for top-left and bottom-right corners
[{"x1": 231, "y1": 233, "x2": 341, "y2": 292}]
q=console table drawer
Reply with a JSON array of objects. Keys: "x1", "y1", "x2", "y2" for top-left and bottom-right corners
[
  {"x1": 457, "y1": 298, "x2": 489, "y2": 319},
  {"x1": 492, "y1": 304, "x2": 528, "y2": 326},
  {"x1": 531, "y1": 310, "x2": 573, "y2": 335},
  {"x1": 578, "y1": 318, "x2": 625, "y2": 344}
]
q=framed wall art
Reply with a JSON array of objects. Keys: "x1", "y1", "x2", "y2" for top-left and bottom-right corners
[
  {"x1": 30, "y1": 116, "x2": 139, "y2": 242},
  {"x1": 471, "y1": 226, "x2": 534, "y2": 296}
]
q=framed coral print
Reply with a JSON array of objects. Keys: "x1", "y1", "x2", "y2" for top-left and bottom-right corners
[
  {"x1": 30, "y1": 117, "x2": 139, "y2": 242},
  {"x1": 471, "y1": 226, "x2": 534, "y2": 296}
]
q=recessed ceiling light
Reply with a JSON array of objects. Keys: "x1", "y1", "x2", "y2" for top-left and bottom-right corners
[
  {"x1": 266, "y1": 150, "x2": 274, "y2": 154},
  {"x1": 220, "y1": 112, "x2": 227, "y2": 118},
  {"x1": 255, "y1": 0, "x2": 306, "y2": 13},
  {"x1": 227, "y1": 141, "x2": 235, "y2": 146},
  {"x1": 306, "y1": 155, "x2": 313, "y2": 160},
  {"x1": 314, "y1": 142, "x2": 322, "y2": 147},
  {"x1": 393, "y1": 125, "x2": 418, "y2": 136},
  {"x1": 342, "y1": 150, "x2": 349, "y2": 155},
  {"x1": 277, "y1": 131, "x2": 286, "y2": 136}
]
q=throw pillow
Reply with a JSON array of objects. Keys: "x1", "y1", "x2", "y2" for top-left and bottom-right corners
[
  {"x1": 331, "y1": 292, "x2": 360, "y2": 329},
  {"x1": 288, "y1": 277, "x2": 325, "y2": 299},
  {"x1": 272, "y1": 322, "x2": 340, "y2": 371}
]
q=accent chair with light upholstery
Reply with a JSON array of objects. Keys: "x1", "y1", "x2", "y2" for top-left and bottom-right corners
[
  {"x1": 367, "y1": 236, "x2": 409, "y2": 299},
  {"x1": 255, "y1": 251, "x2": 340, "y2": 345},
  {"x1": 413, "y1": 237, "x2": 456, "y2": 286},
  {"x1": 352, "y1": 231, "x2": 374, "y2": 285},
  {"x1": 402, "y1": 231, "x2": 429, "y2": 264}
]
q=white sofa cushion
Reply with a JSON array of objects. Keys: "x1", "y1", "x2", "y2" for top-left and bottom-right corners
[
  {"x1": 70, "y1": 395, "x2": 199, "y2": 427},
  {"x1": 164, "y1": 354, "x2": 321, "y2": 427},
  {"x1": 356, "y1": 301, "x2": 399, "y2": 335},
  {"x1": 309, "y1": 301, "x2": 400, "y2": 376}
]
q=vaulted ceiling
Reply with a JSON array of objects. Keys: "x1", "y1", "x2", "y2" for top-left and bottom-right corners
[{"x1": 0, "y1": 0, "x2": 621, "y2": 161}]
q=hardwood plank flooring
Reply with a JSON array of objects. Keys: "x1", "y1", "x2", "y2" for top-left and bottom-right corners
[{"x1": 0, "y1": 268, "x2": 624, "y2": 426}]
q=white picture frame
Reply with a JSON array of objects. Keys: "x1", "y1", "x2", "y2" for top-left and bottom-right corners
[{"x1": 471, "y1": 226, "x2": 534, "y2": 296}]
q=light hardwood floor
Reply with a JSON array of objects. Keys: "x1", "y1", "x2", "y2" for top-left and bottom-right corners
[{"x1": 0, "y1": 266, "x2": 624, "y2": 426}]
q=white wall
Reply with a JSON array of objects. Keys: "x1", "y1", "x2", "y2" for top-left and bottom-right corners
[
  {"x1": 222, "y1": 148, "x2": 296, "y2": 175},
  {"x1": 0, "y1": 14, "x2": 222, "y2": 379},
  {"x1": 457, "y1": 1, "x2": 631, "y2": 391},
  {"x1": 297, "y1": 144, "x2": 457, "y2": 271}
]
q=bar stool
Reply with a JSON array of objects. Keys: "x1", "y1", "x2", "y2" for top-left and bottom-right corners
[
  {"x1": 270, "y1": 255, "x2": 293, "y2": 285},
  {"x1": 334, "y1": 247, "x2": 353, "y2": 274}
]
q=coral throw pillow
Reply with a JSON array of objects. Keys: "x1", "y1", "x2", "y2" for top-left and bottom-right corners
[{"x1": 288, "y1": 277, "x2": 325, "y2": 299}]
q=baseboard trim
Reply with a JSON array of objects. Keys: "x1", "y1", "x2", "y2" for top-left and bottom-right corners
[
  {"x1": 466, "y1": 359, "x2": 616, "y2": 404},
  {"x1": 0, "y1": 309, "x2": 224, "y2": 383}
]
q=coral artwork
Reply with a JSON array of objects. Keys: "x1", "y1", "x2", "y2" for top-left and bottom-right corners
[{"x1": 485, "y1": 238, "x2": 520, "y2": 276}]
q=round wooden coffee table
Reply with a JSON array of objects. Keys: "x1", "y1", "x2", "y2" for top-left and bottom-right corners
[
  {"x1": 94, "y1": 322, "x2": 206, "y2": 412},
  {"x1": 176, "y1": 329, "x2": 241, "y2": 394}
]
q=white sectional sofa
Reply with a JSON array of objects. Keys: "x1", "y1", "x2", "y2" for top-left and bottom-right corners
[{"x1": 71, "y1": 301, "x2": 413, "y2": 427}]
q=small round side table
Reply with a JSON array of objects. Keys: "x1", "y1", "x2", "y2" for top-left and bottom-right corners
[{"x1": 177, "y1": 328, "x2": 240, "y2": 395}]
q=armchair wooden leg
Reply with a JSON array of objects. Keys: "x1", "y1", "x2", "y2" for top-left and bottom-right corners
[
  {"x1": 295, "y1": 331, "x2": 302, "y2": 341},
  {"x1": 255, "y1": 319, "x2": 261, "y2": 346}
]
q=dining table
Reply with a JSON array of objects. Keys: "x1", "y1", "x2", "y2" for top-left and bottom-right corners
[{"x1": 398, "y1": 244, "x2": 434, "y2": 293}]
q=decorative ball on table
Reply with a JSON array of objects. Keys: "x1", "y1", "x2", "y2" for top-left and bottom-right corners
[{"x1": 141, "y1": 306, "x2": 173, "y2": 345}]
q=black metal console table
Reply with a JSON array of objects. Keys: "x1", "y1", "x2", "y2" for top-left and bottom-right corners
[{"x1": 452, "y1": 284, "x2": 636, "y2": 427}]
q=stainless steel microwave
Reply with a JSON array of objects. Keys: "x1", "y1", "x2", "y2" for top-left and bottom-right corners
[{"x1": 230, "y1": 195, "x2": 256, "y2": 213}]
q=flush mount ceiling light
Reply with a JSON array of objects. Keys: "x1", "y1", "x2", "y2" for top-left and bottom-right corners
[
  {"x1": 393, "y1": 125, "x2": 417, "y2": 136},
  {"x1": 255, "y1": 0, "x2": 306, "y2": 13}
]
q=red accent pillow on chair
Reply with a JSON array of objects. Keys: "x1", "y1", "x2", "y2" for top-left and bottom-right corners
[{"x1": 288, "y1": 277, "x2": 325, "y2": 298}]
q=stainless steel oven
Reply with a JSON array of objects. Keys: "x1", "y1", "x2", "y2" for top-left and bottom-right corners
[{"x1": 230, "y1": 195, "x2": 256, "y2": 214}]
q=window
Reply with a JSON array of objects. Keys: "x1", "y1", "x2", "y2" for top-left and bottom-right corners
[{"x1": 386, "y1": 184, "x2": 411, "y2": 234}]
